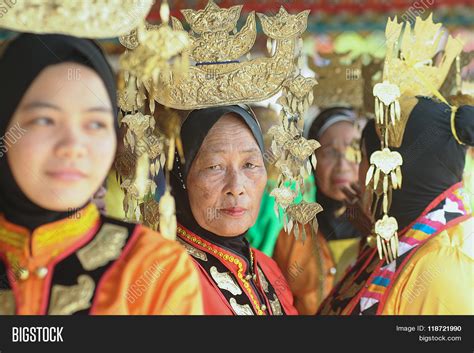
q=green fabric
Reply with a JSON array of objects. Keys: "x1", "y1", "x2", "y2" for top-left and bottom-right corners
[{"x1": 246, "y1": 174, "x2": 317, "y2": 256}]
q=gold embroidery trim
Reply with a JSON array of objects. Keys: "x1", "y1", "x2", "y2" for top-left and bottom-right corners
[
  {"x1": 177, "y1": 238, "x2": 208, "y2": 261},
  {"x1": 0, "y1": 227, "x2": 25, "y2": 249},
  {"x1": 77, "y1": 223, "x2": 128, "y2": 271},
  {"x1": 269, "y1": 293, "x2": 283, "y2": 316},
  {"x1": 229, "y1": 298, "x2": 254, "y2": 316},
  {"x1": 177, "y1": 226, "x2": 264, "y2": 315},
  {"x1": 210, "y1": 266, "x2": 242, "y2": 296},
  {"x1": 48, "y1": 275, "x2": 95, "y2": 315},
  {"x1": 35, "y1": 204, "x2": 100, "y2": 249},
  {"x1": 256, "y1": 266, "x2": 269, "y2": 293}
]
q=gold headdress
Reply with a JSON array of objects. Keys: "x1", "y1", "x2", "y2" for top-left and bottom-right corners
[
  {"x1": 114, "y1": 0, "x2": 190, "y2": 239},
  {"x1": 117, "y1": 0, "x2": 322, "y2": 241},
  {"x1": 0, "y1": 0, "x2": 154, "y2": 38},
  {"x1": 309, "y1": 53, "x2": 383, "y2": 115},
  {"x1": 366, "y1": 14, "x2": 464, "y2": 263}
]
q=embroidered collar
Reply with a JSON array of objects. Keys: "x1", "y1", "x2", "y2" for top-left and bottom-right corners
[
  {"x1": 177, "y1": 224, "x2": 268, "y2": 315},
  {"x1": 0, "y1": 204, "x2": 100, "y2": 258}
]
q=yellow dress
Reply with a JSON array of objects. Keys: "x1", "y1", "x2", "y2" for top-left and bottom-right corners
[
  {"x1": 383, "y1": 217, "x2": 473, "y2": 315},
  {"x1": 318, "y1": 183, "x2": 473, "y2": 315}
]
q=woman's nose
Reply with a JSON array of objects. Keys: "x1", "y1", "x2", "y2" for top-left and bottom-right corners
[
  {"x1": 225, "y1": 169, "x2": 245, "y2": 196},
  {"x1": 55, "y1": 126, "x2": 87, "y2": 160}
]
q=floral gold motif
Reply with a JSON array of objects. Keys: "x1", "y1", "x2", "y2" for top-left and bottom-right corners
[
  {"x1": 0, "y1": 0, "x2": 153, "y2": 38},
  {"x1": 76, "y1": 223, "x2": 128, "y2": 271},
  {"x1": 229, "y1": 298, "x2": 254, "y2": 315},
  {"x1": 210, "y1": 266, "x2": 242, "y2": 296},
  {"x1": 48, "y1": 275, "x2": 95, "y2": 315}
]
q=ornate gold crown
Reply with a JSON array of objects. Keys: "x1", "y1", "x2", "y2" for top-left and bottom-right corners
[
  {"x1": 117, "y1": 0, "x2": 322, "y2": 241},
  {"x1": 151, "y1": 1, "x2": 310, "y2": 110},
  {"x1": 380, "y1": 14, "x2": 464, "y2": 147},
  {"x1": 0, "y1": 0, "x2": 154, "y2": 38}
]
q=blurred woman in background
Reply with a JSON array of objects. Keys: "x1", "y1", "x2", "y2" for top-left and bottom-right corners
[{"x1": 273, "y1": 107, "x2": 364, "y2": 314}]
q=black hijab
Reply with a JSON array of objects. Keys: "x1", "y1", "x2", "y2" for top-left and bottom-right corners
[
  {"x1": 0, "y1": 33, "x2": 117, "y2": 231},
  {"x1": 170, "y1": 105, "x2": 264, "y2": 258},
  {"x1": 362, "y1": 97, "x2": 474, "y2": 231},
  {"x1": 307, "y1": 107, "x2": 362, "y2": 241}
]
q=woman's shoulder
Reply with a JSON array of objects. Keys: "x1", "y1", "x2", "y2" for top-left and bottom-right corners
[
  {"x1": 413, "y1": 216, "x2": 473, "y2": 262},
  {"x1": 91, "y1": 217, "x2": 203, "y2": 314},
  {"x1": 383, "y1": 217, "x2": 473, "y2": 314},
  {"x1": 99, "y1": 215, "x2": 191, "y2": 265}
]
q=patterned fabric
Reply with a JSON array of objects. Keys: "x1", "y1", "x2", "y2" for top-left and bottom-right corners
[
  {"x1": 177, "y1": 224, "x2": 293, "y2": 315},
  {"x1": 318, "y1": 183, "x2": 471, "y2": 315}
]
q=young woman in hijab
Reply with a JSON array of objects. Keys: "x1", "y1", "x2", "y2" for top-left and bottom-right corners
[
  {"x1": 0, "y1": 33, "x2": 203, "y2": 315},
  {"x1": 171, "y1": 105, "x2": 297, "y2": 315},
  {"x1": 318, "y1": 97, "x2": 474, "y2": 315},
  {"x1": 272, "y1": 107, "x2": 364, "y2": 314}
]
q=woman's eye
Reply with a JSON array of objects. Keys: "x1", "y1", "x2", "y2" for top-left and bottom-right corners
[
  {"x1": 244, "y1": 162, "x2": 257, "y2": 169},
  {"x1": 208, "y1": 165, "x2": 221, "y2": 170},
  {"x1": 32, "y1": 117, "x2": 54, "y2": 126},
  {"x1": 87, "y1": 121, "x2": 107, "y2": 130}
]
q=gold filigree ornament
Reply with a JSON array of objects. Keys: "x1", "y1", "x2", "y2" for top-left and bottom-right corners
[
  {"x1": 308, "y1": 51, "x2": 384, "y2": 116},
  {"x1": 268, "y1": 118, "x2": 322, "y2": 240},
  {"x1": 365, "y1": 146, "x2": 403, "y2": 262},
  {"x1": 373, "y1": 81, "x2": 401, "y2": 145},
  {"x1": 381, "y1": 14, "x2": 464, "y2": 148},
  {"x1": 48, "y1": 275, "x2": 95, "y2": 315},
  {"x1": 158, "y1": 190, "x2": 177, "y2": 241},
  {"x1": 374, "y1": 215, "x2": 399, "y2": 263},
  {"x1": 365, "y1": 14, "x2": 464, "y2": 263},
  {"x1": 0, "y1": 0, "x2": 153, "y2": 38},
  {"x1": 118, "y1": 111, "x2": 165, "y2": 220},
  {"x1": 285, "y1": 201, "x2": 323, "y2": 242},
  {"x1": 116, "y1": 0, "x2": 190, "y2": 227},
  {"x1": 152, "y1": 2, "x2": 310, "y2": 109},
  {"x1": 365, "y1": 148, "x2": 403, "y2": 215}
]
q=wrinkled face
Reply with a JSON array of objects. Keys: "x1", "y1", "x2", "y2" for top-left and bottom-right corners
[
  {"x1": 6, "y1": 63, "x2": 116, "y2": 211},
  {"x1": 186, "y1": 114, "x2": 267, "y2": 237},
  {"x1": 315, "y1": 121, "x2": 359, "y2": 201}
]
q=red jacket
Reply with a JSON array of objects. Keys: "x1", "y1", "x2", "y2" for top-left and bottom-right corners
[{"x1": 177, "y1": 225, "x2": 298, "y2": 315}]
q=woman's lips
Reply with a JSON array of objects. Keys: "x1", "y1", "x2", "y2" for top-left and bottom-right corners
[
  {"x1": 333, "y1": 178, "x2": 350, "y2": 186},
  {"x1": 220, "y1": 207, "x2": 247, "y2": 217},
  {"x1": 46, "y1": 169, "x2": 87, "y2": 182}
]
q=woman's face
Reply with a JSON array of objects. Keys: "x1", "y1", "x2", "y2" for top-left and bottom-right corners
[
  {"x1": 6, "y1": 62, "x2": 116, "y2": 211},
  {"x1": 186, "y1": 114, "x2": 267, "y2": 237},
  {"x1": 315, "y1": 121, "x2": 359, "y2": 201}
]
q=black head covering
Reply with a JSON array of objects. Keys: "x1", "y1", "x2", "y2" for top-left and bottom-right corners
[
  {"x1": 362, "y1": 97, "x2": 474, "y2": 230},
  {"x1": 307, "y1": 107, "x2": 361, "y2": 241},
  {"x1": 0, "y1": 33, "x2": 117, "y2": 231},
  {"x1": 170, "y1": 105, "x2": 264, "y2": 256}
]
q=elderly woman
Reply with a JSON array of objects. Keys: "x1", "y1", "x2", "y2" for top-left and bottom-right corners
[
  {"x1": 0, "y1": 34, "x2": 203, "y2": 315},
  {"x1": 273, "y1": 107, "x2": 364, "y2": 314},
  {"x1": 171, "y1": 105, "x2": 297, "y2": 315}
]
